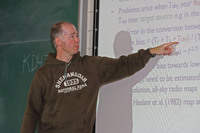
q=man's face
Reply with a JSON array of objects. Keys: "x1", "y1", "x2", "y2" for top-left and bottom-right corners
[{"x1": 59, "y1": 24, "x2": 80, "y2": 55}]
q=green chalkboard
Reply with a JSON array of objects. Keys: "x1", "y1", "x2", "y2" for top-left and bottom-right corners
[{"x1": 0, "y1": 0, "x2": 79, "y2": 132}]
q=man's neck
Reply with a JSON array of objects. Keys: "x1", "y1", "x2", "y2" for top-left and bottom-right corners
[{"x1": 56, "y1": 53, "x2": 73, "y2": 63}]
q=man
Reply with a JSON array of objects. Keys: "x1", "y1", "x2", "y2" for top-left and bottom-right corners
[{"x1": 21, "y1": 21, "x2": 178, "y2": 133}]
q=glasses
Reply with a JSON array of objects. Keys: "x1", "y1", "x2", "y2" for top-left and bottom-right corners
[{"x1": 66, "y1": 32, "x2": 79, "y2": 40}]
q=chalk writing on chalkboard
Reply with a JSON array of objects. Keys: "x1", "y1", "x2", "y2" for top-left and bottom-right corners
[{"x1": 22, "y1": 54, "x2": 47, "y2": 73}]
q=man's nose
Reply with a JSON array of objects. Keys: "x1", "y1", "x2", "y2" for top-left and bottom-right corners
[{"x1": 74, "y1": 36, "x2": 80, "y2": 43}]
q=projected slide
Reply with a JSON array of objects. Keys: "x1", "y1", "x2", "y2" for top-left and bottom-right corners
[{"x1": 97, "y1": 0, "x2": 200, "y2": 133}]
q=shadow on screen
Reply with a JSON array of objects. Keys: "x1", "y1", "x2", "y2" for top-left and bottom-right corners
[{"x1": 97, "y1": 31, "x2": 164, "y2": 133}]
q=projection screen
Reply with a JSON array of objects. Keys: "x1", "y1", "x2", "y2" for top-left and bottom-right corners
[{"x1": 96, "y1": 0, "x2": 200, "y2": 133}]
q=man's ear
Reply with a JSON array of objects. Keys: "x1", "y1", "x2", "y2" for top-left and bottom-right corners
[{"x1": 55, "y1": 37, "x2": 62, "y2": 47}]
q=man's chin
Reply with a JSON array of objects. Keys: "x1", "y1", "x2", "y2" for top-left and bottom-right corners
[{"x1": 73, "y1": 50, "x2": 79, "y2": 55}]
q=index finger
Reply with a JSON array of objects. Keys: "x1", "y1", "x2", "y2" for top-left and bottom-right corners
[{"x1": 166, "y1": 42, "x2": 179, "y2": 46}]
